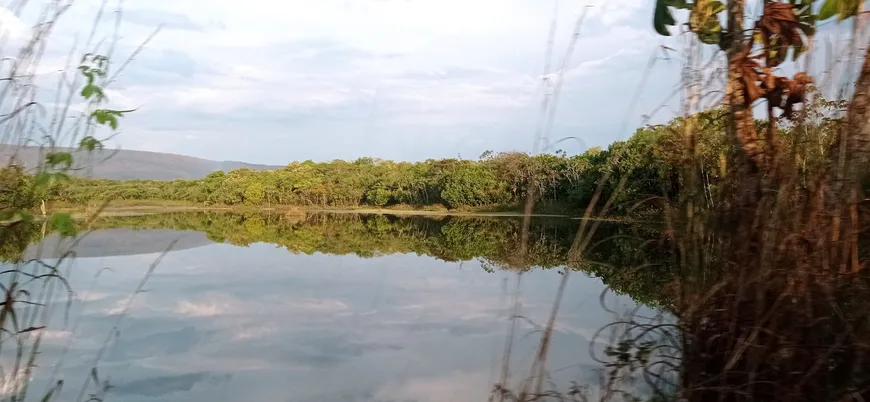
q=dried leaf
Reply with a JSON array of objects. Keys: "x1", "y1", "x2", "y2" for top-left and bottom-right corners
[
  {"x1": 761, "y1": 71, "x2": 814, "y2": 119},
  {"x1": 758, "y1": 2, "x2": 803, "y2": 59},
  {"x1": 784, "y1": 72, "x2": 814, "y2": 118},
  {"x1": 732, "y1": 50, "x2": 766, "y2": 105}
]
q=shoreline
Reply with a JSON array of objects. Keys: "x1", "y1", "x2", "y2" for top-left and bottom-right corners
[
  {"x1": 59, "y1": 205, "x2": 572, "y2": 218},
  {"x1": 44, "y1": 202, "x2": 639, "y2": 222}
]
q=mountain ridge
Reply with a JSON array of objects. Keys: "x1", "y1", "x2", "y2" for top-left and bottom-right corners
[{"x1": 0, "y1": 144, "x2": 281, "y2": 180}]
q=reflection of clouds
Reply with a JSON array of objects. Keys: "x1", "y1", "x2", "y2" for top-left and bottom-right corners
[
  {"x1": 111, "y1": 372, "x2": 232, "y2": 397},
  {"x1": 284, "y1": 297, "x2": 349, "y2": 313},
  {"x1": 106, "y1": 326, "x2": 205, "y2": 364},
  {"x1": 175, "y1": 300, "x2": 232, "y2": 317},
  {"x1": 231, "y1": 325, "x2": 276, "y2": 341},
  {"x1": 172, "y1": 294, "x2": 350, "y2": 318},
  {"x1": 41, "y1": 330, "x2": 72, "y2": 340},
  {"x1": 397, "y1": 297, "x2": 501, "y2": 320},
  {"x1": 376, "y1": 371, "x2": 492, "y2": 402},
  {"x1": 24, "y1": 236, "x2": 651, "y2": 402},
  {"x1": 279, "y1": 335, "x2": 405, "y2": 369},
  {"x1": 105, "y1": 295, "x2": 137, "y2": 315},
  {"x1": 76, "y1": 291, "x2": 110, "y2": 302},
  {"x1": 394, "y1": 275, "x2": 463, "y2": 292}
]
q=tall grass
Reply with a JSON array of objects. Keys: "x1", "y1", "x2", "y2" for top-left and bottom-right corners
[
  {"x1": 0, "y1": 1, "x2": 166, "y2": 401},
  {"x1": 494, "y1": 3, "x2": 870, "y2": 402}
]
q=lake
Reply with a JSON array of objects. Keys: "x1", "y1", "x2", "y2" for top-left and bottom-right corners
[{"x1": 0, "y1": 212, "x2": 667, "y2": 402}]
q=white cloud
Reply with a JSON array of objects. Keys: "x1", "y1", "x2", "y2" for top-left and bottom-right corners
[
  {"x1": 3, "y1": 0, "x2": 684, "y2": 163},
  {"x1": 0, "y1": 7, "x2": 30, "y2": 46}
]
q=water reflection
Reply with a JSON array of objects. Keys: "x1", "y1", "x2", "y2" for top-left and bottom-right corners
[
  {"x1": 1, "y1": 212, "x2": 665, "y2": 402},
  {"x1": 23, "y1": 229, "x2": 214, "y2": 259},
  {"x1": 7, "y1": 212, "x2": 673, "y2": 307}
]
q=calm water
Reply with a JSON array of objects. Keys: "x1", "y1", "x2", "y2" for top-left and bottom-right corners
[{"x1": 1, "y1": 212, "x2": 662, "y2": 402}]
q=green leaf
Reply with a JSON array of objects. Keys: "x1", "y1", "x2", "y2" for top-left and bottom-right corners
[
  {"x1": 45, "y1": 152, "x2": 73, "y2": 169},
  {"x1": 654, "y1": 0, "x2": 677, "y2": 36},
  {"x1": 81, "y1": 84, "x2": 94, "y2": 99},
  {"x1": 699, "y1": 28, "x2": 722, "y2": 44},
  {"x1": 49, "y1": 213, "x2": 77, "y2": 237},
  {"x1": 818, "y1": 0, "x2": 860, "y2": 22},
  {"x1": 92, "y1": 109, "x2": 119, "y2": 130},
  {"x1": 80, "y1": 84, "x2": 104, "y2": 101},
  {"x1": 35, "y1": 172, "x2": 71, "y2": 187},
  {"x1": 79, "y1": 136, "x2": 104, "y2": 151},
  {"x1": 840, "y1": 0, "x2": 861, "y2": 21},
  {"x1": 81, "y1": 70, "x2": 95, "y2": 86},
  {"x1": 92, "y1": 108, "x2": 138, "y2": 131},
  {"x1": 698, "y1": 12, "x2": 723, "y2": 44},
  {"x1": 818, "y1": 0, "x2": 839, "y2": 20}
]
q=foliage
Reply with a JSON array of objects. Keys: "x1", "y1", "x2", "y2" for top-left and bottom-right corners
[
  {"x1": 41, "y1": 102, "x2": 851, "y2": 223},
  {"x1": 0, "y1": 165, "x2": 36, "y2": 213},
  {"x1": 817, "y1": 0, "x2": 863, "y2": 21},
  {"x1": 654, "y1": 0, "x2": 725, "y2": 47},
  {"x1": 36, "y1": 117, "x2": 712, "y2": 214},
  {"x1": 0, "y1": 211, "x2": 674, "y2": 307},
  {"x1": 1, "y1": 53, "x2": 133, "y2": 240}
]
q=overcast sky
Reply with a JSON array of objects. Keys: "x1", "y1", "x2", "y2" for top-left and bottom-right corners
[{"x1": 0, "y1": 0, "x2": 858, "y2": 165}]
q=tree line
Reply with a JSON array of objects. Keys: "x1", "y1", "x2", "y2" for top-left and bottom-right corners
[
  {"x1": 1, "y1": 93, "x2": 847, "y2": 218},
  {"x1": 7, "y1": 116, "x2": 698, "y2": 214}
]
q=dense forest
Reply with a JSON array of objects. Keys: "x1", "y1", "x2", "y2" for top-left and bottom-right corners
[
  {"x1": 0, "y1": 97, "x2": 846, "y2": 219},
  {"x1": 0, "y1": 112, "x2": 712, "y2": 214}
]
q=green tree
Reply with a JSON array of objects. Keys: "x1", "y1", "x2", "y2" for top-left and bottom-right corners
[
  {"x1": 244, "y1": 181, "x2": 266, "y2": 205},
  {"x1": 0, "y1": 165, "x2": 36, "y2": 212}
]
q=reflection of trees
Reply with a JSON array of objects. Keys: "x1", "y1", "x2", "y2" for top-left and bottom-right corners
[
  {"x1": 2, "y1": 212, "x2": 678, "y2": 307},
  {"x1": 89, "y1": 212, "x2": 583, "y2": 267},
  {"x1": 0, "y1": 221, "x2": 42, "y2": 262}
]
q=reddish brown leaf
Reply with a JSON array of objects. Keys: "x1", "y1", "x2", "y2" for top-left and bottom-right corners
[
  {"x1": 758, "y1": 1, "x2": 802, "y2": 60},
  {"x1": 783, "y1": 72, "x2": 813, "y2": 118},
  {"x1": 732, "y1": 50, "x2": 766, "y2": 105}
]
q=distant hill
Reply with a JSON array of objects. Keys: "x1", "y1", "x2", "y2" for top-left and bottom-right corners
[{"x1": 0, "y1": 144, "x2": 281, "y2": 180}]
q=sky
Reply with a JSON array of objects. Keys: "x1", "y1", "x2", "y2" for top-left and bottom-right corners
[{"x1": 0, "y1": 0, "x2": 859, "y2": 165}]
